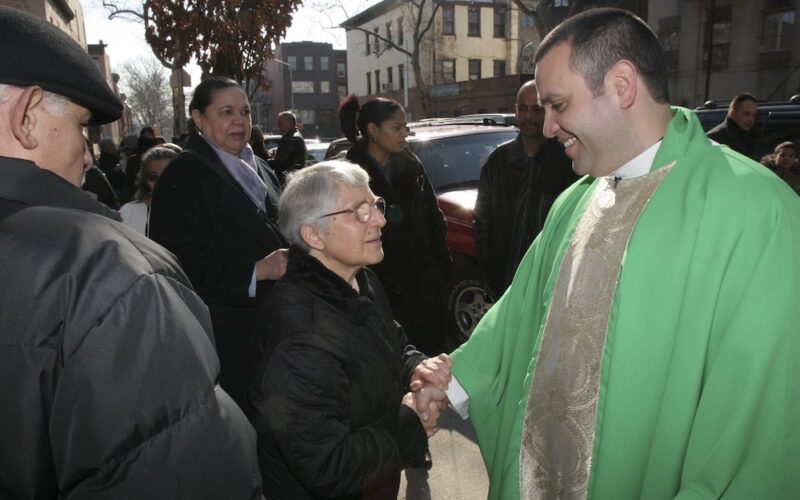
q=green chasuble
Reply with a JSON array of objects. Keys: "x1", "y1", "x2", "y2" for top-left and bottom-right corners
[{"x1": 451, "y1": 107, "x2": 800, "y2": 500}]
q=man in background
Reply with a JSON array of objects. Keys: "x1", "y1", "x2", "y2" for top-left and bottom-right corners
[
  {"x1": 706, "y1": 92, "x2": 759, "y2": 157},
  {"x1": 270, "y1": 110, "x2": 307, "y2": 184},
  {"x1": 474, "y1": 80, "x2": 576, "y2": 299}
]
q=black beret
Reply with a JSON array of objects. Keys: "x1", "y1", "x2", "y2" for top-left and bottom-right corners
[{"x1": 0, "y1": 6, "x2": 123, "y2": 125}]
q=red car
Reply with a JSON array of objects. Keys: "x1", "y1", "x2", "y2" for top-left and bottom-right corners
[{"x1": 326, "y1": 122, "x2": 519, "y2": 348}]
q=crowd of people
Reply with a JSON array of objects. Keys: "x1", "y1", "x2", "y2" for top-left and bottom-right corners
[{"x1": 1, "y1": 4, "x2": 799, "y2": 500}]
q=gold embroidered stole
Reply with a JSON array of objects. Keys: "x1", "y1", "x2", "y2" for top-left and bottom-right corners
[{"x1": 519, "y1": 165, "x2": 673, "y2": 500}]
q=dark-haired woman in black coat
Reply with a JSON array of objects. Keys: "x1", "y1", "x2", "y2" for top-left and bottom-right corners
[{"x1": 338, "y1": 95, "x2": 451, "y2": 355}]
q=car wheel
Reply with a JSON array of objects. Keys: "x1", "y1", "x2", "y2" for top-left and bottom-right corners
[{"x1": 446, "y1": 266, "x2": 493, "y2": 351}]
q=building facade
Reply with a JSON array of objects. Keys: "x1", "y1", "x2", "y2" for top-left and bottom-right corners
[
  {"x1": 650, "y1": 0, "x2": 800, "y2": 107},
  {"x1": 341, "y1": 0, "x2": 646, "y2": 119},
  {"x1": 88, "y1": 42, "x2": 131, "y2": 143},
  {"x1": 261, "y1": 42, "x2": 347, "y2": 139},
  {"x1": 0, "y1": 0, "x2": 87, "y2": 47}
]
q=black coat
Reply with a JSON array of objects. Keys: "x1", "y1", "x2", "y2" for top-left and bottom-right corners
[
  {"x1": 250, "y1": 247, "x2": 428, "y2": 500},
  {"x1": 706, "y1": 117, "x2": 758, "y2": 158},
  {"x1": 82, "y1": 164, "x2": 121, "y2": 209},
  {"x1": 149, "y1": 133, "x2": 286, "y2": 415},
  {"x1": 346, "y1": 141, "x2": 451, "y2": 355},
  {"x1": 473, "y1": 135, "x2": 577, "y2": 298},
  {"x1": 0, "y1": 156, "x2": 261, "y2": 499},
  {"x1": 270, "y1": 128, "x2": 307, "y2": 184}
]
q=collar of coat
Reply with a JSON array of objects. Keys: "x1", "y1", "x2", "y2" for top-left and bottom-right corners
[
  {"x1": 282, "y1": 245, "x2": 381, "y2": 323},
  {"x1": 0, "y1": 156, "x2": 121, "y2": 221}
]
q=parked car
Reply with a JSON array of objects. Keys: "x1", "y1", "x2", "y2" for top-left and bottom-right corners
[
  {"x1": 324, "y1": 124, "x2": 518, "y2": 348},
  {"x1": 305, "y1": 142, "x2": 330, "y2": 166},
  {"x1": 694, "y1": 99, "x2": 800, "y2": 159},
  {"x1": 264, "y1": 134, "x2": 282, "y2": 150}
]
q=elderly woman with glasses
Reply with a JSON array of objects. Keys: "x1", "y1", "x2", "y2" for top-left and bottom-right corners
[{"x1": 250, "y1": 160, "x2": 450, "y2": 500}]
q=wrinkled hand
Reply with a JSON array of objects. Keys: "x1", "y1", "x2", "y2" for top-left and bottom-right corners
[
  {"x1": 410, "y1": 354, "x2": 452, "y2": 422},
  {"x1": 255, "y1": 248, "x2": 289, "y2": 281},
  {"x1": 403, "y1": 388, "x2": 447, "y2": 437}
]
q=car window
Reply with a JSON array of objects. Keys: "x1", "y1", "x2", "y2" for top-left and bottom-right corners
[{"x1": 409, "y1": 130, "x2": 518, "y2": 192}]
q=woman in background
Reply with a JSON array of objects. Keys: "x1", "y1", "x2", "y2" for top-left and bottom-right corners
[
  {"x1": 119, "y1": 146, "x2": 178, "y2": 236},
  {"x1": 149, "y1": 76, "x2": 287, "y2": 415},
  {"x1": 339, "y1": 95, "x2": 451, "y2": 355}
]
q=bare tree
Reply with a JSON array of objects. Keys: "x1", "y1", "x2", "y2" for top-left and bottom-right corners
[
  {"x1": 122, "y1": 56, "x2": 173, "y2": 138},
  {"x1": 334, "y1": 0, "x2": 441, "y2": 115},
  {"x1": 101, "y1": 0, "x2": 301, "y2": 135}
]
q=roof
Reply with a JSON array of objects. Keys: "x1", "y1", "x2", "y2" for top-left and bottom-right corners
[{"x1": 340, "y1": 0, "x2": 402, "y2": 29}]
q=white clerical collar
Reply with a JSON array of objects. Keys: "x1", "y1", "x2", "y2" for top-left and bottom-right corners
[{"x1": 608, "y1": 140, "x2": 663, "y2": 180}]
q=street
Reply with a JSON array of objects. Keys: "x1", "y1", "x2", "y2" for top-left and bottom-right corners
[{"x1": 399, "y1": 408, "x2": 489, "y2": 500}]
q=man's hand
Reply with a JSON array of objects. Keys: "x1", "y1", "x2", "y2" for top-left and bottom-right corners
[
  {"x1": 255, "y1": 248, "x2": 289, "y2": 281},
  {"x1": 410, "y1": 353, "x2": 452, "y2": 392}
]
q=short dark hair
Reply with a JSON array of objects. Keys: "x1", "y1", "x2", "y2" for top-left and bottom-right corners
[
  {"x1": 189, "y1": 76, "x2": 241, "y2": 114},
  {"x1": 278, "y1": 111, "x2": 297, "y2": 126},
  {"x1": 731, "y1": 93, "x2": 758, "y2": 110},
  {"x1": 534, "y1": 8, "x2": 669, "y2": 104}
]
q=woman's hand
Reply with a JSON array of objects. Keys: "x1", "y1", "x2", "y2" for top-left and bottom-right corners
[
  {"x1": 255, "y1": 248, "x2": 289, "y2": 281},
  {"x1": 403, "y1": 388, "x2": 447, "y2": 437}
]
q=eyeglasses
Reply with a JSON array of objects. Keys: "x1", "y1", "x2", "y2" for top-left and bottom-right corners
[{"x1": 319, "y1": 197, "x2": 386, "y2": 224}]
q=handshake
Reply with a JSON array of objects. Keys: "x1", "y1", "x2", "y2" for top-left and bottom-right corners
[{"x1": 402, "y1": 354, "x2": 453, "y2": 437}]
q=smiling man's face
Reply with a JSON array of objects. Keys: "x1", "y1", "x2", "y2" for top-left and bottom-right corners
[{"x1": 535, "y1": 43, "x2": 621, "y2": 177}]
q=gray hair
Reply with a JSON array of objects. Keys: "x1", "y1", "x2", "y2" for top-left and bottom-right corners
[
  {"x1": 0, "y1": 83, "x2": 71, "y2": 116},
  {"x1": 278, "y1": 160, "x2": 370, "y2": 252}
]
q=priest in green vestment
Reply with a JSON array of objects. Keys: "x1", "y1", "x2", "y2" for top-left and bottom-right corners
[{"x1": 414, "y1": 8, "x2": 800, "y2": 500}]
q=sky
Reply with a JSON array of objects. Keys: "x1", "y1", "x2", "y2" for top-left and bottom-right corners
[{"x1": 81, "y1": 0, "x2": 380, "y2": 86}]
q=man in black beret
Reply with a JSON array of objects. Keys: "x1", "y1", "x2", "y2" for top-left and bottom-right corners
[{"x1": 0, "y1": 6, "x2": 262, "y2": 499}]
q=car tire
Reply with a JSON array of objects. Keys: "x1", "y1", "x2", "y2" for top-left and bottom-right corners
[{"x1": 445, "y1": 262, "x2": 494, "y2": 351}]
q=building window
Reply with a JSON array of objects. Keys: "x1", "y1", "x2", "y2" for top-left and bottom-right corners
[
  {"x1": 320, "y1": 81, "x2": 330, "y2": 93},
  {"x1": 375, "y1": 70, "x2": 381, "y2": 93},
  {"x1": 493, "y1": 60, "x2": 506, "y2": 77},
  {"x1": 337, "y1": 62, "x2": 346, "y2": 78},
  {"x1": 762, "y1": 10, "x2": 795, "y2": 51},
  {"x1": 292, "y1": 81, "x2": 314, "y2": 93},
  {"x1": 373, "y1": 27, "x2": 380, "y2": 53},
  {"x1": 469, "y1": 59, "x2": 481, "y2": 80},
  {"x1": 287, "y1": 56, "x2": 297, "y2": 71},
  {"x1": 442, "y1": 5, "x2": 455, "y2": 35},
  {"x1": 320, "y1": 56, "x2": 329, "y2": 71},
  {"x1": 387, "y1": 66, "x2": 394, "y2": 86},
  {"x1": 468, "y1": 8, "x2": 481, "y2": 36},
  {"x1": 338, "y1": 85, "x2": 347, "y2": 98},
  {"x1": 441, "y1": 59, "x2": 456, "y2": 83},
  {"x1": 659, "y1": 16, "x2": 680, "y2": 70},
  {"x1": 397, "y1": 17, "x2": 404, "y2": 45},
  {"x1": 521, "y1": 12, "x2": 535, "y2": 29},
  {"x1": 494, "y1": 8, "x2": 507, "y2": 38},
  {"x1": 365, "y1": 32, "x2": 370, "y2": 55},
  {"x1": 386, "y1": 21, "x2": 393, "y2": 45},
  {"x1": 304, "y1": 56, "x2": 313, "y2": 71},
  {"x1": 710, "y1": 19, "x2": 730, "y2": 69},
  {"x1": 367, "y1": 72, "x2": 372, "y2": 95},
  {"x1": 399, "y1": 63, "x2": 405, "y2": 89}
]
